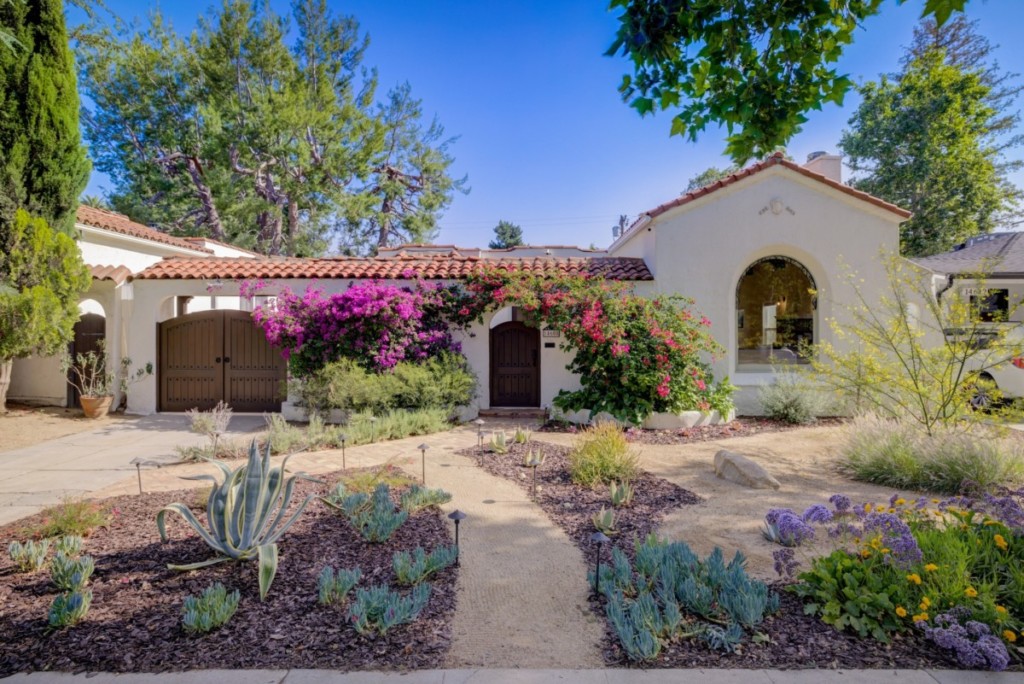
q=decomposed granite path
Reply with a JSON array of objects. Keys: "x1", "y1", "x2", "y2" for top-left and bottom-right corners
[{"x1": 91, "y1": 422, "x2": 605, "y2": 669}]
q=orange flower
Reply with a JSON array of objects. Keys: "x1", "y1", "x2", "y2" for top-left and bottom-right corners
[
  {"x1": 1003, "y1": 630, "x2": 1017, "y2": 643},
  {"x1": 994, "y1": 534, "x2": 1008, "y2": 551}
]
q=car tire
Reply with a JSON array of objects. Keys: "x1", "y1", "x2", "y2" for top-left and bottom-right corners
[{"x1": 969, "y1": 375, "x2": 996, "y2": 411}]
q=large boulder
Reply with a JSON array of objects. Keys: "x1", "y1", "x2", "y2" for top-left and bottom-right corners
[{"x1": 714, "y1": 450, "x2": 781, "y2": 490}]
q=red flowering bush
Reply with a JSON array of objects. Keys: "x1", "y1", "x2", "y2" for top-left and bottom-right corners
[
  {"x1": 250, "y1": 280, "x2": 475, "y2": 378},
  {"x1": 466, "y1": 270, "x2": 734, "y2": 424}
]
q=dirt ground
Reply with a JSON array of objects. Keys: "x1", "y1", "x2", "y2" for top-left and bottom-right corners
[{"x1": 0, "y1": 403, "x2": 131, "y2": 453}]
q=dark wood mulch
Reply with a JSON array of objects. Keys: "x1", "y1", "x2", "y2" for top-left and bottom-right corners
[
  {"x1": 0, "y1": 470, "x2": 457, "y2": 675},
  {"x1": 538, "y1": 416, "x2": 847, "y2": 445},
  {"x1": 461, "y1": 440, "x2": 978, "y2": 672},
  {"x1": 457, "y1": 440, "x2": 699, "y2": 563}
]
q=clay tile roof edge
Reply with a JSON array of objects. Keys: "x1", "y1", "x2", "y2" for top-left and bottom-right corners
[{"x1": 75, "y1": 205, "x2": 213, "y2": 254}]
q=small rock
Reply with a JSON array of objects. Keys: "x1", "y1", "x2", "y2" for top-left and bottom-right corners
[
  {"x1": 713, "y1": 450, "x2": 780, "y2": 490},
  {"x1": 562, "y1": 502, "x2": 574, "y2": 509}
]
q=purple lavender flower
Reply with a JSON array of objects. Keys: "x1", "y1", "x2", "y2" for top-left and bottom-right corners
[
  {"x1": 827, "y1": 521, "x2": 861, "y2": 539},
  {"x1": 772, "y1": 548, "x2": 800, "y2": 579},
  {"x1": 863, "y1": 512, "x2": 922, "y2": 567},
  {"x1": 923, "y1": 610, "x2": 1010, "y2": 671},
  {"x1": 828, "y1": 494, "x2": 851, "y2": 513},
  {"x1": 763, "y1": 508, "x2": 815, "y2": 547},
  {"x1": 801, "y1": 504, "x2": 834, "y2": 524}
]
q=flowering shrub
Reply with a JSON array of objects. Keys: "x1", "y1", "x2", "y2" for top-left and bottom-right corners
[
  {"x1": 768, "y1": 490, "x2": 1024, "y2": 669},
  {"x1": 249, "y1": 281, "x2": 475, "y2": 377},
  {"x1": 466, "y1": 270, "x2": 734, "y2": 423}
]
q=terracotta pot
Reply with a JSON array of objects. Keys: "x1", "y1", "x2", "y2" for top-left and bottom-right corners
[{"x1": 80, "y1": 395, "x2": 113, "y2": 419}]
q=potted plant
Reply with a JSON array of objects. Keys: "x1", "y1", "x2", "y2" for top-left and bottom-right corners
[{"x1": 60, "y1": 341, "x2": 153, "y2": 418}]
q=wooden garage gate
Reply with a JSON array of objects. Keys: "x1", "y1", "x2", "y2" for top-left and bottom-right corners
[{"x1": 159, "y1": 310, "x2": 287, "y2": 412}]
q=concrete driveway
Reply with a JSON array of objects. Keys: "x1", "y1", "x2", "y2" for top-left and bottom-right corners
[{"x1": 0, "y1": 413, "x2": 265, "y2": 527}]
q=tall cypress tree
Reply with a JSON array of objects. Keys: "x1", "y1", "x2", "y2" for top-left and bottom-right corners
[{"x1": 0, "y1": 0, "x2": 90, "y2": 233}]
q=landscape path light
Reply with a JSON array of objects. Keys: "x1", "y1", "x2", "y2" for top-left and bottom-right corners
[
  {"x1": 339, "y1": 433, "x2": 348, "y2": 470},
  {"x1": 130, "y1": 457, "x2": 164, "y2": 495},
  {"x1": 526, "y1": 450, "x2": 545, "y2": 500},
  {"x1": 475, "y1": 419, "x2": 485, "y2": 454},
  {"x1": 418, "y1": 443, "x2": 430, "y2": 484},
  {"x1": 590, "y1": 531, "x2": 610, "y2": 596},
  {"x1": 369, "y1": 416, "x2": 377, "y2": 444},
  {"x1": 448, "y1": 509, "x2": 467, "y2": 565}
]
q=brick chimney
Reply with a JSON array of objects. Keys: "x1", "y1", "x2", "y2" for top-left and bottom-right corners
[{"x1": 803, "y1": 151, "x2": 843, "y2": 183}]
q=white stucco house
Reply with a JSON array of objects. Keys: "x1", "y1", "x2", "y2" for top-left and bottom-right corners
[{"x1": 10, "y1": 151, "x2": 913, "y2": 417}]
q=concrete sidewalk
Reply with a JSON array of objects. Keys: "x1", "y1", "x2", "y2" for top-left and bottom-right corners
[
  {"x1": 0, "y1": 413, "x2": 265, "y2": 526},
  {"x1": 4, "y1": 668, "x2": 1023, "y2": 683}
]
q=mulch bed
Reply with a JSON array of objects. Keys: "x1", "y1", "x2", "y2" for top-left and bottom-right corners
[
  {"x1": 0, "y1": 470, "x2": 457, "y2": 675},
  {"x1": 539, "y1": 416, "x2": 847, "y2": 445},
  {"x1": 461, "y1": 440, "x2": 974, "y2": 672}
]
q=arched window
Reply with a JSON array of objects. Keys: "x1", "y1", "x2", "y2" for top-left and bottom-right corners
[{"x1": 736, "y1": 256, "x2": 816, "y2": 371}]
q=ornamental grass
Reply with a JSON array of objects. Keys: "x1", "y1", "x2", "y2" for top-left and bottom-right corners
[{"x1": 568, "y1": 421, "x2": 639, "y2": 488}]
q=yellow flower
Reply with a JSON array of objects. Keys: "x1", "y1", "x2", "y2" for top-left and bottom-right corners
[
  {"x1": 881, "y1": 547, "x2": 891, "y2": 554},
  {"x1": 1004, "y1": 630, "x2": 1017, "y2": 643},
  {"x1": 994, "y1": 534, "x2": 1008, "y2": 551},
  {"x1": 860, "y1": 549, "x2": 872, "y2": 558},
  {"x1": 907, "y1": 573, "x2": 922, "y2": 585},
  {"x1": 912, "y1": 612, "x2": 929, "y2": 622},
  {"x1": 920, "y1": 597, "x2": 931, "y2": 609},
  {"x1": 895, "y1": 498, "x2": 906, "y2": 506},
  {"x1": 996, "y1": 605, "x2": 1007, "y2": 615},
  {"x1": 924, "y1": 563, "x2": 939, "y2": 572},
  {"x1": 896, "y1": 606, "x2": 908, "y2": 618},
  {"x1": 933, "y1": 510, "x2": 944, "y2": 517},
  {"x1": 931, "y1": 498, "x2": 940, "y2": 504},
  {"x1": 864, "y1": 503, "x2": 872, "y2": 513},
  {"x1": 965, "y1": 587, "x2": 978, "y2": 598},
  {"x1": 984, "y1": 520, "x2": 998, "y2": 526}
]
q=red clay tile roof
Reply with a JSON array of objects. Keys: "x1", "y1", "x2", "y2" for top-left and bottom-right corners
[
  {"x1": 182, "y1": 236, "x2": 261, "y2": 256},
  {"x1": 625, "y1": 152, "x2": 911, "y2": 239},
  {"x1": 131, "y1": 255, "x2": 653, "y2": 281},
  {"x1": 76, "y1": 206, "x2": 213, "y2": 254},
  {"x1": 87, "y1": 264, "x2": 132, "y2": 285}
]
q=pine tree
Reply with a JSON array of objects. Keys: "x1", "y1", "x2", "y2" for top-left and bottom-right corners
[
  {"x1": 0, "y1": 0, "x2": 90, "y2": 233},
  {"x1": 489, "y1": 220, "x2": 524, "y2": 249}
]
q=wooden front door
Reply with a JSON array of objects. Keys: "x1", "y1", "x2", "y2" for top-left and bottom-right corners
[
  {"x1": 159, "y1": 311, "x2": 286, "y2": 412},
  {"x1": 490, "y1": 321, "x2": 540, "y2": 407},
  {"x1": 67, "y1": 313, "x2": 106, "y2": 408}
]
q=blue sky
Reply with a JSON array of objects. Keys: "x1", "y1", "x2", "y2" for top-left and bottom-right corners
[{"x1": 78, "y1": 0, "x2": 1024, "y2": 250}]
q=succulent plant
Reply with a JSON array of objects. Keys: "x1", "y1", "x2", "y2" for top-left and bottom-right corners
[
  {"x1": 323, "y1": 482, "x2": 408, "y2": 542},
  {"x1": 513, "y1": 427, "x2": 532, "y2": 444},
  {"x1": 182, "y1": 582, "x2": 240, "y2": 633},
  {"x1": 156, "y1": 438, "x2": 317, "y2": 600},
  {"x1": 48, "y1": 589, "x2": 92, "y2": 628},
  {"x1": 50, "y1": 552, "x2": 95, "y2": 592},
  {"x1": 317, "y1": 566, "x2": 362, "y2": 605},
  {"x1": 54, "y1": 535, "x2": 83, "y2": 557},
  {"x1": 610, "y1": 480, "x2": 635, "y2": 507},
  {"x1": 400, "y1": 484, "x2": 453, "y2": 514},
  {"x1": 393, "y1": 545, "x2": 458, "y2": 586},
  {"x1": 8, "y1": 539, "x2": 50, "y2": 573},
  {"x1": 489, "y1": 430, "x2": 509, "y2": 454},
  {"x1": 348, "y1": 583, "x2": 431, "y2": 635},
  {"x1": 523, "y1": 449, "x2": 546, "y2": 467},
  {"x1": 592, "y1": 506, "x2": 618, "y2": 535}
]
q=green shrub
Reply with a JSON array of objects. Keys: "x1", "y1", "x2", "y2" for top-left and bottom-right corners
[
  {"x1": 182, "y1": 583, "x2": 240, "y2": 634},
  {"x1": 318, "y1": 566, "x2": 362, "y2": 606},
  {"x1": 569, "y1": 422, "x2": 640, "y2": 488},
  {"x1": 596, "y1": 536, "x2": 778, "y2": 661},
  {"x1": 393, "y1": 545, "x2": 458, "y2": 586},
  {"x1": 348, "y1": 583, "x2": 431, "y2": 635},
  {"x1": 8, "y1": 539, "x2": 50, "y2": 572},
  {"x1": 50, "y1": 553, "x2": 95, "y2": 591},
  {"x1": 400, "y1": 484, "x2": 453, "y2": 513},
  {"x1": 29, "y1": 498, "x2": 108, "y2": 539},
  {"x1": 265, "y1": 408, "x2": 451, "y2": 454},
  {"x1": 758, "y1": 371, "x2": 832, "y2": 424},
  {"x1": 48, "y1": 589, "x2": 92, "y2": 628},
  {"x1": 323, "y1": 482, "x2": 409, "y2": 543},
  {"x1": 839, "y1": 414, "x2": 1024, "y2": 493},
  {"x1": 337, "y1": 464, "x2": 417, "y2": 495}
]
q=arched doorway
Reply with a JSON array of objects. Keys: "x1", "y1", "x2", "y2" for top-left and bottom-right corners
[
  {"x1": 490, "y1": 321, "x2": 540, "y2": 407},
  {"x1": 735, "y1": 256, "x2": 816, "y2": 370},
  {"x1": 67, "y1": 312, "x2": 106, "y2": 408}
]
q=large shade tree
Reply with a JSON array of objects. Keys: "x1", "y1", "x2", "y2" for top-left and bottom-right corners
[
  {"x1": 607, "y1": 0, "x2": 968, "y2": 163},
  {"x1": 840, "y1": 49, "x2": 1019, "y2": 256},
  {"x1": 79, "y1": 0, "x2": 464, "y2": 256}
]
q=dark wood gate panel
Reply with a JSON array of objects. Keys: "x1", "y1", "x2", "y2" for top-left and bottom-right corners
[
  {"x1": 224, "y1": 311, "x2": 287, "y2": 412},
  {"x1": 490, "y1": 321, "x2": 540, "y2": 407},
  {"x1": 68, "y1": 313, "x2": 106, "y2": 407},
  {"x1": 159, "y1": 311, "x2": 285, "y2": 412}
]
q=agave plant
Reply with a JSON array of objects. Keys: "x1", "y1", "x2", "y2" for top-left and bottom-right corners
[
  {"x1": 490, "y1": 430, "x2": 509, "y2": 454},
  {"x1": 156, "y1": 439, "x2": 317, "y2": 600}
]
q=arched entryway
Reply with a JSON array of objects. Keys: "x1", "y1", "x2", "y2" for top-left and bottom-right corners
[
  {"x1": 735, "y1": 255, "x2": 816, "y2": 370},
  {"x1": 67, "y1": 312, "x2": 106, "y2": 408},
  {"x1": 490, "y1": 321, "x2": 540, "y2": 407},
  {"x1": 159, "y1": 310, "x2": 287, "y2": 412}
]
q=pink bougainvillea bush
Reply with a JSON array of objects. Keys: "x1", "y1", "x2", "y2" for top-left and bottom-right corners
[
  {"x1": 248, "y1": 280, "x2": 476, "y2": 378},
  {"x1": 465, "y1": 270, "x2": 734, "y2": 424}
]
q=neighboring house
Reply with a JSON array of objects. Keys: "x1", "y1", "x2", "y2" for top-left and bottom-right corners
[
  {"x1": 912, "y1": 232, "x2": 1024, "y2": 403},
  {"x1": 11, "y1": 151, "x2": 913, "y2": 417}
]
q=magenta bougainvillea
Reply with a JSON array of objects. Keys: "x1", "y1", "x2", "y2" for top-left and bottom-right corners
[{"x1": 248, "y1": 280, "x2": 475, "y2": 377}]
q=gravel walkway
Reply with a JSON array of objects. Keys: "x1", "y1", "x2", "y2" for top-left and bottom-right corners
[{"x1": 92, "y1": 422, "x2": 604, "y2": 669}]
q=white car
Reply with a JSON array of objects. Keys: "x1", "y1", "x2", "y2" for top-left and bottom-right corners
[{"x1": 964, "y1": 325, "x2": 1024, "y2": 409}]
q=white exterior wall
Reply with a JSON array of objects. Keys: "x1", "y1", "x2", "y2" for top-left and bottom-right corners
[{"x1": 615, "y1": 167, "x2": 903, "y2": 414}]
